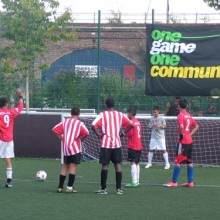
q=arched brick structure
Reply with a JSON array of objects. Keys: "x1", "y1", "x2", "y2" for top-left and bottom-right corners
[{"x1": 35, "y1": 23, "x2": 146, "y2": 78}]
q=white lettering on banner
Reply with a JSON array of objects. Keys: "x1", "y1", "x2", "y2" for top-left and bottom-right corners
[
  {"x1": 150, "y1": 40, "x2": 196, "y2": 55},
  {"x1": 75, "y1": 65, "x2": 98, "y2": 78}
]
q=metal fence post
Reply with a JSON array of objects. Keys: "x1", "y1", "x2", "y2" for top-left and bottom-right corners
[{"x1": 97, "y1": 10, "x2": 101, "y2": 113}]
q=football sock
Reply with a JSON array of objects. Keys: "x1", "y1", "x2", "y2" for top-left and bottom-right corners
[
  {"x1": 101, "y1": 170, "x2": 108, "y2": 190},
  {"x1": 7, "y1": 178, "x2": 12, "y2": 184},
  {"x1": 137, "y1": 164, "x2": 140, "y2": 183},
  {"x1": 187, "y1": 166, "x2": 194, "y2": 183},
  {"x1": 172, "y1": 165, "x2": 181, "y2": 183},
  {"x1": 131, "y1": 164, "x2": 137, "y2": 184},
  {"x1": 58, "y1": 175, "x2": 66, "y2": 189},
  {"x1": 6, "y1": 168, "x2": 13, "y2": 181},
  {"x1": 116, "y1": 171, "x2": 122, "y2": 190},
  {"x1": 163, "y1": 152, "x2": 169, "y2": 165},
  {"x1": 67, "y1": 174, "x2": 75, "y2": 187},
  {"x1": 148, "y1": 152, "x2": 153, "y2": 164}
]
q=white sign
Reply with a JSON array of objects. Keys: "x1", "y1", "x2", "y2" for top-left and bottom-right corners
[{"x1": 75, "y1": 65, "x2": 98, "y2": 78}]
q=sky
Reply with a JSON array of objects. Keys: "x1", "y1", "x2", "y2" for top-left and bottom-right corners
[
  {"x1": 0, "y1": 0, "x2": 218, "y2": 14},
  {"x1": 57, "y1": 0, "x2": 218, "y2": 14},
  {"x1": 0, "y1": 0, "x2": 219, "y2": 23}
]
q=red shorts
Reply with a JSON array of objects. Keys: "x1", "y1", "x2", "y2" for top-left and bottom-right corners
[{"x1": 175, "y1": 143, "x2": 193, "y2": 164}]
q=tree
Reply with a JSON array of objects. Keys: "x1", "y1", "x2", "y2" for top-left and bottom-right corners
[
  {"x1": 0, "y1": 0, "x2": 76, "y2": 111},
  {"x1": 203, "y1": 0, "x2": 220, "y2": 10},
  {"x1": 108, "y1": 10, "x2": 123, "y2": 24}
]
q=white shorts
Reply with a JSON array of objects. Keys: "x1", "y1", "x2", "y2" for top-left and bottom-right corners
[
  {"x1": 0, "y1": 140, "x2": 15, "y2": 158},
  {"x1": 149, "y1": 138, "x2": 166, "y2": 150}
]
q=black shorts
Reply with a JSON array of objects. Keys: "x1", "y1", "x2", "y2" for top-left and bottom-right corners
[
  {"x1": 64, "y1": 153, "x2": 82, "y2": 165},
  {"x1": 99, "y1": 148, "x2": 122, "y2": 165},
  {"x1": 176, "y1": 143, "x2": 193, "y2": 164},
  {"x1": 128, "y1": 148, "x2": 141, "y2": 164}
]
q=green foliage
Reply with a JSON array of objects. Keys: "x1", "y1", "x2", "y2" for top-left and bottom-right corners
[
  {"x1": 43, "y1": 70, "x2": 148, "y2": 111},
  {"x1": 40, "y1": 69, "x2": 220, "y2": 115},
  {"x1": 203, "y1": 0, "x2": 220, "y2": 10},
  {"x1": 44, "y1": 71, "x2": 95, "y2": 108},
  {"x1": 0, "y1": 0, "x2": 76, "y2": 109}
]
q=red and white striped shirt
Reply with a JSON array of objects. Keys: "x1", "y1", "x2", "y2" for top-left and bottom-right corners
[
  {"x1": 92, "y1": 110, "x2": 132, "y2": 149},
  {"x1": 52, "y1": 118, "x2": 89, "y2": 156}
]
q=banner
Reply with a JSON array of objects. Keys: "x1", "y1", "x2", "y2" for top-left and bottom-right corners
[{"x1": 146, "y1": 24, "x2": 220, "y2": 96}]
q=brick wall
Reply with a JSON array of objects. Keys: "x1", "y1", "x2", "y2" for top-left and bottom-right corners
[{"x1": 35, "y1": 23, "x2": 146, "y2": 78}]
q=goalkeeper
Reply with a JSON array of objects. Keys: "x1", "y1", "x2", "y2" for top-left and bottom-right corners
[
  {"x1": 164, "y1": 99, "x2": 198, "y2": 187},
  {"x1": 145, "y1": 106, "x2": 170, "y2": 170}
]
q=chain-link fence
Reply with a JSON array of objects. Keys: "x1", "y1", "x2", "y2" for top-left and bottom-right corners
[{"x1": 1, "y1": 11, "x2": 220, "y2": 115}]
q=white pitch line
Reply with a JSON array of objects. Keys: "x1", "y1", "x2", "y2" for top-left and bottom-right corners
[{"x1": 1, "y1": 178, "x2": 220, "y2": 188}]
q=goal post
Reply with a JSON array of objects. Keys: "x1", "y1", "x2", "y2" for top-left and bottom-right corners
[{"x1": 75, "y1": 114, "x2": 220, "y2": 166}]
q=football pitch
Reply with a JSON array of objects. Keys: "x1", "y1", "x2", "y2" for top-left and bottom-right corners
[{"x1": 0, "y1": 158, "x2": 220, "y2": 220}]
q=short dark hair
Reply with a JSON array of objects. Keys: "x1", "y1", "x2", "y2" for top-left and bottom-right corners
[
  {"x1": 178, "y1": 99, "x2": 187, "y2": 109},
  {"x1": 0, "y1": 97, "x2": 8, "y2": 108},
  {"x1": 153, "y1": 106, "x2": 160, "y2": 111},
  {"x1": 71, "y1": 107, "x2": 80, "y2": 116},
  {"x1": 127, "y1": 107, "x2": 136, "y2": 116},
  {"x1": 175, "y1": 97, "x2": 181, "y2": 100},
  {"x1": 105, "y1": 98, "x2": 114, "y2": 108}
]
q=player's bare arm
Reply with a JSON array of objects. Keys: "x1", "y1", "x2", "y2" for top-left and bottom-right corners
[
  {"x1": 16, "y1": 88, "x2": 23, "y2": 102},
  {"x1": 190, "y1": 124, "x2": 199, "y2": 136},
  {"x1": 179, "y1": 124, "x2": 184, "y2": 140},
  {"x1": 91, "y1": 125, "x2": 104, "y2": 139},
  {"x1": 148, "y1": 122, "x2": 153, "y2": 129},
  {"x1": 159, "y1": 124, "x2": 166, "y2": 129},
  {"x1": 56, "y1": 134, "x2": 63, "y2": 141},
  {"x1": 124, "y1": 123, "x2": 134, "y2": 134}
]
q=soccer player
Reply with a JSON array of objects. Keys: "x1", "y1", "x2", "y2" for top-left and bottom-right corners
[
  {"x1": 52, "y1": 107, "x2": 89, "y2": 193},
  {"x1": 91, "y1": 98, "x2": 133, "y2": 195},
  {"x1": 0, "y1": 88, "x2": 23, "y2": 188},
  {"x1": 145, "y1": 106, "x2": 170, "y2": 170},
  {"x1": 124, "y1": 108, "x2": 143, "y2": 188},
  {"x1": 163, "y1": 99, "x2": 199, "y2": 187}
]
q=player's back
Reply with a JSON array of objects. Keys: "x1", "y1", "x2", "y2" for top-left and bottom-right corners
[
  {"x1": 126, "y1": 117, "x2": 143, "y2": 150},
  {"x1": 62, "y1": 118, "x2": 88, "y2": 141},
  {"x1": 92, "y1": 110, "x2": 132, "y2": 148},
  {"x1": 0, "y1": 108, "x2": 16, "y2": 141},
  {"x1": 100, "y1": 110, "x2": 124, "y2": 137},
  {"x1": 177, "y1": 111, "x2": 197, "y2": 144}
]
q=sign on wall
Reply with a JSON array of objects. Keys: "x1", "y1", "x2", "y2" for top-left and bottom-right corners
[
  {"x1": 75, "y1": 65, "x2": 98, "y2": 78},
  {"x1": 145, "y1": 24, "x2": 220, "y2": 96}
]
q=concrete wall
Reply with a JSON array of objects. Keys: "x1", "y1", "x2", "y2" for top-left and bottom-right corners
[{"x1": 14, "y1": 114, "x2": 61, "y2": 158}]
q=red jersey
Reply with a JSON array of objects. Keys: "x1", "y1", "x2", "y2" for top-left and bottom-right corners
[
  {"x1": 92, "y1": 110, "x2": 132, "y2": 149},
  {"x1": 177, "y1": 111, "x2": 198, "y2": 144},
  {"x1": 52, "y1": 118, "x2": 89, "y2": 156},
  {"x1": 0, "y1": 102, "x2": 23, "y2": 142},
  {"x1": 126, "y1": 118, "x2": 143, "y2": 151}
]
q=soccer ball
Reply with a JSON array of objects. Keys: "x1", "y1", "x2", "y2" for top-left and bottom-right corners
[{"x1": 36, "y1": 170, "x2": 47, "y2": 181}]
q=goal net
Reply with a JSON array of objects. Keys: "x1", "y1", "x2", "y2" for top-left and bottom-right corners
[{"x1": 63, "y1": 114, "x2": 220, "y2": 166}]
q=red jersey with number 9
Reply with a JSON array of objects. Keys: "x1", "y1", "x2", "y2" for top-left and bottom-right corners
[
  {"x1": 177, "y1": 111, "x2": 197, "y2": 144},
  {"x1": 0, "y1": 102, "x2": 23, "y2": 142}
]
